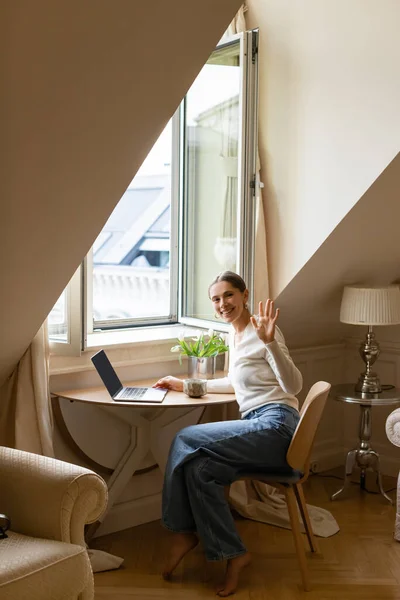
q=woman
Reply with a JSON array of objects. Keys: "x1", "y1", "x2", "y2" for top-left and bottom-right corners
[{"x1": 153, "y1": 271, "x2": 302, "y2": 596}]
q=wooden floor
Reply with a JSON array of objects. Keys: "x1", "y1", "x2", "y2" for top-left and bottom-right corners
[{"x1": 92, "y1": 470, "x2": 400, "y2": 599}]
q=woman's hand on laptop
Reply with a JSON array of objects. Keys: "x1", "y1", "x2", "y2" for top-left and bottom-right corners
[{"x1": 153, "y1": 376, "x2": 183, "y2": 392}]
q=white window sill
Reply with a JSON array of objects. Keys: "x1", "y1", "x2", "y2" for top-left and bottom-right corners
[
  {"x1": 86, "y1": 323, "x2": 189, "y2": 349},
  {"x1": 50, "y1": 324, "x2": 204, "y2": 376}
]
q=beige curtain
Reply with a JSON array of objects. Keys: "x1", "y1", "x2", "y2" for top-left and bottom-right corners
[
  {"x1": 0, "y1": 322, "x2": 54, "y2": 457},
  {"x1": 221, "y1": 3, "x2": 247, "y2": 39}
]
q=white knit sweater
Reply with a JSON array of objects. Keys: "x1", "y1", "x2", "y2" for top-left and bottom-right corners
[{"x1": 206, "y1": 323, "x2": 302, "y2": 417}]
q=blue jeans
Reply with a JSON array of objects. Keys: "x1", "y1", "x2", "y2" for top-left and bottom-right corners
[{"x1": 162, "y1": 403, "x2": 300, "y2": 561}]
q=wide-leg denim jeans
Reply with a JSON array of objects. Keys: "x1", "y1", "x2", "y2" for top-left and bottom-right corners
[{"x1": 162, "y1": 403, "x2": 300, "y2": 561}]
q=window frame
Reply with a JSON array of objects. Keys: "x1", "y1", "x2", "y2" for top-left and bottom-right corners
[
  {"x1": 49, "y1": 29, "x2": 259, "y2": 355},
  {"x1": 85, "y1": 115, "x2": 180, "y2": 333},
  {"x1": 49, "y1": 265, "x2": 84, "y2": 355}
]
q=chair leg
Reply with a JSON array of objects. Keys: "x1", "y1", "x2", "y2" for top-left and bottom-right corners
[
  {"x1": 285, "y1": 487, "x2": 311, "y2": 591},
  {"x1": 294, "y1": 483, "x2": 318, "y2": 553}
]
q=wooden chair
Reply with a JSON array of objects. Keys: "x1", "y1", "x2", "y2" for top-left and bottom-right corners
[{"x1": 235, "y1": 381, "x2": 331, "y2": 591}]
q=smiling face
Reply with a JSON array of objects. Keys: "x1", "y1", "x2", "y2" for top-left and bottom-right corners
[{"x1": 209, "y1": 280, "x2": 249, "y2": 324}]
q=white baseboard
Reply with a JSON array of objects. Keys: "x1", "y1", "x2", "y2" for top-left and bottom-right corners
[
  {"x1": 310, "y1": 450, "x2": 345, "y2": 473},
  {"x1": 94, "y1": 492, "x2": 162, "y2": 538},
  {"x1": 310, "y1": 437, "x2": 345, "y2": 473}
]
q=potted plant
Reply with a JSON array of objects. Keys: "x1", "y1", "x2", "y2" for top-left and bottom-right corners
[{"x1": 171, "y1": 329, "x2": 229, "y2": 379}]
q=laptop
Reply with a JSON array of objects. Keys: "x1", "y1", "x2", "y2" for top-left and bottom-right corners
[{"x1": 91, "y1": 350, "x2": 168, "y2": 403}]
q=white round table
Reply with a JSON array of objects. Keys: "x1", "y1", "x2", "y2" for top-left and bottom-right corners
[{"x1": 53, "y1": 376, "x2": 236, "y2": 537}]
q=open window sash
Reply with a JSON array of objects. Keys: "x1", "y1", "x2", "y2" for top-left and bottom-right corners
[{"x1": 179, "y1": 29, "x2": 259, "y2": 331}]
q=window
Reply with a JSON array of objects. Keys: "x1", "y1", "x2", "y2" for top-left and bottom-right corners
[
  {"x1": 49, "y1": 30, "x2": 259, "y2": 354},
  {"x1": 88, "y1": 120, "x2": 176, "y2": 331}
]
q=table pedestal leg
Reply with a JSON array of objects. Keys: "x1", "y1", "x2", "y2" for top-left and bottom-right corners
[
  {"x1": 86, "y1": 405, "x2": 204, "y2": 540},
  {"x1": 331, "y1": 405, "x2": 393, "y2": 504}
]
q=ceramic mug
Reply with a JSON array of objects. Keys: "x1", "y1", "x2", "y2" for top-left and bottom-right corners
[{"x1": 183, "y1": 378, "x2": 207, "y2": 398}]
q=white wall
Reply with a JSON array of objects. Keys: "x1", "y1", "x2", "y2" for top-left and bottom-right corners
[{"x1": 246, "y1": 0, "x2": 400, "y2": 296}]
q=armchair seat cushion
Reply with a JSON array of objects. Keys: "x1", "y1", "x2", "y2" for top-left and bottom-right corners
[{"x1": 0, "y1": 531, "x2": 91, "y2": 600}]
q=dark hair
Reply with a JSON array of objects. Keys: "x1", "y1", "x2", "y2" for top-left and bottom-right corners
[{"x1": 208, "y1": 271, "x2": 247, "y2": 298}]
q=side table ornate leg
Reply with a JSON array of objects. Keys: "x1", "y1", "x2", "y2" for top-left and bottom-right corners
[
  {"x1": 368, "y1": 450, "x2": 393, "y2": 504},
  {"x1": 332, "y1": 404, "x2": 373, "y2": 500},
  {"x1": 331, "y1": 449, "x2": 357, "y2": 500},
  {"x1": 358, "y1": 405, "x2": 371, "y2": 490},
  {"x1": 357, "y1": 405, "x2": 393, "y2": 503},
  {"x1": 332, "y1": 402, "x2": 393, "y2": 504}
]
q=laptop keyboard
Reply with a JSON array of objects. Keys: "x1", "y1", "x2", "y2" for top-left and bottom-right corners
[{"x1": 122, "y1": 387, "x2": 147, "y2": 399}]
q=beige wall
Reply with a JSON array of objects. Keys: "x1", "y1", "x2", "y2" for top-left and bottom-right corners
[
  {"x1": 246, "y1": 0, "x2": 400, "y2": 296},
  {"x1": 33, "y1": 2, "x2": 400, "y2": 533},
  {"x1": 276, "y1": 153, "x2": 400, "y2": 348},
  {"x1": 0, "y1": 0, "x2": 242, "y2": 384}
]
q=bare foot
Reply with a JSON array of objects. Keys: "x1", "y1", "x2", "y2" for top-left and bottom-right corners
[
  {"x1": 162, "y1": 532, "x2": 198, "y2": 580},
  {"x1": 216, "y1": 552, "x2": 251, "y2": 597}
]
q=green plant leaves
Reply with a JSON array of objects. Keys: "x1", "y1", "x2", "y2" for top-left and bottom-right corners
[{"x1": 170, "y1": 332, "x2": 228, "y2": 358}]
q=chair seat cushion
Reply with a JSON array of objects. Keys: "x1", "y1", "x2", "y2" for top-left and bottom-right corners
[
  {"x1": 0, "y1": 531, "x2": 91, "y2": 600},
  {"x1": 237, "y1": 468, "x2": 303, "y2": 485}
]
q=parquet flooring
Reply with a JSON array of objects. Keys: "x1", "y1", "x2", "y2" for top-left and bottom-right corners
[{"x1": 92, "y1": 469, "x2": 400, "y2": 599}]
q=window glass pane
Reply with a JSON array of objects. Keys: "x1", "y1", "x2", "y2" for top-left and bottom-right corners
[
  {"x1": 183, "y1": 42, "x2": 240, "y2": 320},
  {"x1": 48, "y1": 289, "x2": 68, "y2": 342},
  {"x1": 92, "y1": 121, "x2": 172, "y2": 325}
]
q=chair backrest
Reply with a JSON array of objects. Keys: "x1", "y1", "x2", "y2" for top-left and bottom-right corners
[{"x1": 286, "y1": 381, "x2": 331, "y2": 475}]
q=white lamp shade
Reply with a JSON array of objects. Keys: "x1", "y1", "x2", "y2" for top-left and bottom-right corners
[{"x1": 340, "y1": 285, "x2": 400, "y2": 326}]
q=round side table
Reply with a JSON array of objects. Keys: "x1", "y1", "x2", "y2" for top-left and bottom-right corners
[{"x1": 330, "y1": 383, "x2": 400, "y2": 503}]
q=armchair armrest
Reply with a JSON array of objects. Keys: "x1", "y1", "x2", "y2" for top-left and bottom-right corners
[
  {"x1": 386, "y1": 409, "x2": 400, "y2": 447},
  {"x1": 385, "y1": 410, "x2": 400, "y2": 540},
  {"x1": 0, "y1": 446, "x2": 107, "y2": 546}
]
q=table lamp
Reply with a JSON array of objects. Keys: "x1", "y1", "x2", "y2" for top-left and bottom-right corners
[{"x1": 340, "y1": 285, "x2": 400, "y2": 393}]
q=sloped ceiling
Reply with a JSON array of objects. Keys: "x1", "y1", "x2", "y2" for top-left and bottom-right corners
[
  {"x1": 276, "y1": 153, "x2": 400, "y2": 347},
  {"x1": 0, "y1": 0, "x2": 242, "y2": 384}
]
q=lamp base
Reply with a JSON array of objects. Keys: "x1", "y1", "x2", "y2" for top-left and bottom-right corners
[
  {"x1": 355, "y1": 373, "x2": 381, "y2": 394},
  {"x1": 354, "y1": 327, "x2": 382, "y2": 394}
]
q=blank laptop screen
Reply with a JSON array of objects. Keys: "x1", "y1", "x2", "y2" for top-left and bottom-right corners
[{"x1": 91, "y1": 350, "x2": 123, "y2": 397}]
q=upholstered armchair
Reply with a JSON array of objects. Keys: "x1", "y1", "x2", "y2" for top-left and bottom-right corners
[{"x1": 0, "y1": 446, "x2": 108, "y2": 599}]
